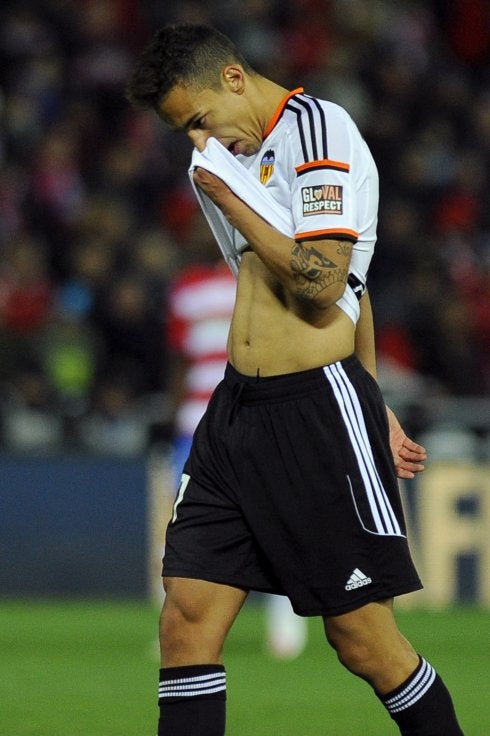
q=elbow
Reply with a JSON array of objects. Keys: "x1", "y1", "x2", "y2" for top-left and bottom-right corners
[
  {"x1": 308, "y1": 280, "x2": 347, "y2": 310},
  {"x1": 292, "y1": 266, "x2": 348, "y2": 308},
  {"x1": 325, "y1": 280, "x2": 347, "y2": 307}
]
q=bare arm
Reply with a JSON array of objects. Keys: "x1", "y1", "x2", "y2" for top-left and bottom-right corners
[
  {"x1": 355, "y1": 290, "x2": 377, "y2": 378},
  {"x1": 355, "y1": 291, "x2": 426, "y2": 478}
]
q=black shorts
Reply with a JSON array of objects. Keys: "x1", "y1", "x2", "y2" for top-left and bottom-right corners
[{"x1": 163, "y1": 355, "x2": 422, "y2": 616}]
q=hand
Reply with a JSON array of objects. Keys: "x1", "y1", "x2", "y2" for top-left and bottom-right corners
[
  {"x1": 385, "y1": 405, "x2": 427, "y2": 479},
  {"x1": 193, "y1": 167, "x2": 235, "y2": 208}
]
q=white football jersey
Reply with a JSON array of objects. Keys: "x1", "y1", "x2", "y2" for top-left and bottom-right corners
[{"x1": 189, "y1": 88, "x2": 378, "y2": 322}]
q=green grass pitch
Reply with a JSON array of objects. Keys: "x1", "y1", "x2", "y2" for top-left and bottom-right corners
[{"x1": 1, "y1": 599, "x2": 488, "y2": 735}]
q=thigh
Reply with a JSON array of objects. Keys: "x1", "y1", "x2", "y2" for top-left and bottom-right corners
[
  {"x1": 323, "y1": 598, "x2": 408, "y2": 650},
  {"x1": 161, "y1": 577, "x2": 248, "y2": 665}
]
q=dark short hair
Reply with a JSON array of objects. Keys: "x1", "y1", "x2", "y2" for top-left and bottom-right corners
[{"x1": 125, "y1": 24, "x2": 254, "y2": 112}]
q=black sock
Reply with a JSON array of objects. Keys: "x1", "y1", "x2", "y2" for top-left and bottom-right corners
[
  {"x1": 378, "y1": 656, "x2": 464, "y2": 735},
  {"x1": 157, "y1": 664, "x2": 226, "y2": 736}
]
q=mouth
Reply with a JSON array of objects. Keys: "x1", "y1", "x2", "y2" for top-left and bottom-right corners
[{"x1": 227, "y1": 141, "x2": 239, "y2": 156}]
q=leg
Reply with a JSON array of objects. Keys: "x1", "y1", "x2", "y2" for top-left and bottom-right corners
[
  {"x1": 157, "y1": 576, "x2": 247, "y2": 736},
  {"x1": 323, "y1": 599, "x2": 464, "y2": 735},
  {"x1": 161, "y1": 576, "x2": 248, "y2": 665},
  {"x1": 324, "y1": 598, "x2": 418, "y2": 692}
]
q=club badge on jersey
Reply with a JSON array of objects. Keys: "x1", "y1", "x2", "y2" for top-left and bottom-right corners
[{"x1": 260, "y1": 149, "x2": 275, "y2": 185}]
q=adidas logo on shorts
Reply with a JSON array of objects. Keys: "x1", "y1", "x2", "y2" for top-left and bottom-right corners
[{"x1": 345, "y1": 568, "x2": 372, "y2": 591}]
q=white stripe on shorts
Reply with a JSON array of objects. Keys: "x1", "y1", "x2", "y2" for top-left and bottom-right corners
[{"x1": 323, "y1": 362, "x2": 403, "y2": 536}]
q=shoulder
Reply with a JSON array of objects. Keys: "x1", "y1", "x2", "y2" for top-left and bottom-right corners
[
  {"x1": 279, "y1": 92, "x2": 356, "y2": 166},
  {"x1": 283, "y1": 91, "x2": 344, "y2": 121}
]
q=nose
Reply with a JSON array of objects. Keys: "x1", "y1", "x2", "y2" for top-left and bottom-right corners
[{"x1": 187, "y1": 130, "x2": 209, "y2": 152}]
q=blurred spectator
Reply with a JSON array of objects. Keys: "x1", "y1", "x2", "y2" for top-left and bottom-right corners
[
  {"x1": 33, "y1": 284, "x2": 102, "y2": 411},
  {"x1": 77, "y1": 371, "x2": 151, "y2": 456},
  {"x1": 0, "y1": 234, "x2": 54, "y2": 381},
  {"x1": 94, "y1": 272, "x2": 165, "y2": 394},
  {"x1": 0, "y1": 234, "x2": 53, "y2": 334},
  {"x1": 0, "y1": 366, "x2": 64, "y2": 453},
  {"x1": 166, "y1": 246, "x2": 236, "y2": 481}
]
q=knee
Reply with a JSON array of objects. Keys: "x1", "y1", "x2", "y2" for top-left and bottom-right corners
[
  {"x1": 327, "y1": 629, "x2": 373, "y2": 680},
  {"x1": 324, "y1": 602, "x2": 420, "y2": 691},
  {"x1": 325, "y1": 623, "x2": 417, "y2": 688},
  {"x1": 324, "y1": 615, "x2": 385, "y2": 683}
]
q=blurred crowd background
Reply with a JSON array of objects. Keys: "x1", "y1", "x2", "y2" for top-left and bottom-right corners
[{"x1": 0, "y1": 0, "x2": 488, "y2": 457}]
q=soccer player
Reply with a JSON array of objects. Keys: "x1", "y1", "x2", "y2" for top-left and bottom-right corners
[{"x1": 126, "y1": 24, "x2": 464, "y2": 736}]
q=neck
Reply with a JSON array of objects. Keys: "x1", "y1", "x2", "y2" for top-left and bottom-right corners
[{"x1": 250, "y1": 75, "x2": 291, "y2": 137}]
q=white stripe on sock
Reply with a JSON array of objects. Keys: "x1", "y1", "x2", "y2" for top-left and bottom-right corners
[
  {"x1": 385, "y1": 659, "x2": 436, "y2": 714},
  {"x1": 159, "y1": 672, "x2": 227, "y2": 699}
]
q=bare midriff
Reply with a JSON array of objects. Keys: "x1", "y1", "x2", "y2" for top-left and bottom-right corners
[{"x1": 227, "y1": 251, "x2": 356, "y2": 376}]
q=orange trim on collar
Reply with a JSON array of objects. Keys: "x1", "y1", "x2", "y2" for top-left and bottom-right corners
[{"x1": 263, "y1": 87, "x2": 304, "y2": 139}]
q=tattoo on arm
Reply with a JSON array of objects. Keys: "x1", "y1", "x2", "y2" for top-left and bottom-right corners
[
  {"x1": 290, "y1": 242, "x2": 347, "y2": 298},
  {"x1": 336, "y1": 242, "x2": 351, "y2": 257}
]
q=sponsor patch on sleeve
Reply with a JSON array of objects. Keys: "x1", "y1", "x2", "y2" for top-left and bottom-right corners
[{"x1": 302, "y1": 185, "x2": 343, "y2": 216}]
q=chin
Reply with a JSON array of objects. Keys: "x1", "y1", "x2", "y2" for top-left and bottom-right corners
[{"x1": 240, "y1": 143, "x2": 259, "y2": 157}]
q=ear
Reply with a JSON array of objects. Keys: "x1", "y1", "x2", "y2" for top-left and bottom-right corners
[{"x1": 222, "y1": 65, "x2": 245, "y2": 94}]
